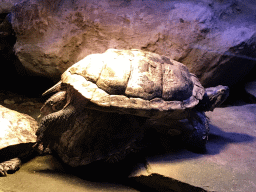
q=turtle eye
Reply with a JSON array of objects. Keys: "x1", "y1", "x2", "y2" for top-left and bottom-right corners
[{"x1": 48, "y1": 101, "x2": 54, "y2": 106}]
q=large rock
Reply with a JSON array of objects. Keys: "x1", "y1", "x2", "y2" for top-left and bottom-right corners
[
  {"x1": 9, "y1": 0, "x2": 256, "y2": 86},
  {"x1": 0, "y1": 0, "x2": 22, "y2": 13}
]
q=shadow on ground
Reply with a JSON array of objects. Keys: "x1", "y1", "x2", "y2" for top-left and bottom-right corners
[
  {"x1": 206, "y1": 125, "x2": 255, "y2": 155},
  {"x1": 32, "y1": 124, "x2": 255, "y2": 192},
  {"x1": 35, "y1": 155, "x2": 209, "y2": 192}
]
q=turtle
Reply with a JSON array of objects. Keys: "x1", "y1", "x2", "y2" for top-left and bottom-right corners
[
  {"x1": 35, "y1": 49, "x2": 229, "y2": 167},
  {"x1": 0, "y1": 105, "x2": 38, "y2": 176}
]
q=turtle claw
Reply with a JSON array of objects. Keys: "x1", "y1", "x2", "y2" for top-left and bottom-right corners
[
  {"x1": 0, "y1": 158, "x2": 21, "y2": 176},
  {"x1": 0, "y1": 168, "x2": 7, "y2": 177}
]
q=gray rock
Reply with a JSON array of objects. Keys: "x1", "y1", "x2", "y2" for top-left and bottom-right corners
[
  {"x1": 0, "y1": 0, "x2": 22, "y2": 14},
  {"x1": 9, "y1": 0, "x2": 256, "y2": 86}
]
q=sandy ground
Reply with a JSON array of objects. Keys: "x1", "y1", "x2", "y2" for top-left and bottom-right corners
[{"x1": 0, "y1": 90, "x2": 256, "y2": 191}]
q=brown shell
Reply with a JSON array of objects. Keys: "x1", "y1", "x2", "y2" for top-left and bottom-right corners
[
  {"x1": 61, "y1": 49, "x2": 205, "y2": 118},
  {"x1": 0, "y1": 105, "x2": 37, "y2": 150}
]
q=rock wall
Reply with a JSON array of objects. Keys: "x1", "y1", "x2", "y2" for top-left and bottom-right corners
[{"x1": 4, "y1": 0, "x2": 256, "y2": 87}]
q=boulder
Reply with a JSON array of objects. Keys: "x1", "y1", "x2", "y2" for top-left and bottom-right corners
[
  {"x1": 9, "y1": 0, "x2": 256, "y2": 86},
  {"x1": 0, "y1": 12, "x2": 54, "y2": 96},
  {"x1": 0, "y1": 0, "x2": 22, "y2": 14}
]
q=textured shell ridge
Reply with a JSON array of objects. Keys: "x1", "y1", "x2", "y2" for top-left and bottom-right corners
[
  {"x1": 69, "y1": 53, "x2": 106, "y2": 84},
  {"x1": 125, "y1": 50, "x2": 163, "y2": 100},
  {"x1": 96, "y1": 50, "x2": 132, "y2": 95},
  {"x1": 61, "y1": 49, "x2": 205, "y2": 118}
]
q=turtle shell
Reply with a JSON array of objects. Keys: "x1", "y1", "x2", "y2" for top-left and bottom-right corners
[
  {"x1": 61, "y1": 49, "x2": 205, "y2": 118},
  {"x1": 0, "y1": 105, "x2": 37, "y2": 162}
]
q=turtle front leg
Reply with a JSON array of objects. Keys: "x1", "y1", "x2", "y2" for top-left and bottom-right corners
[
  {"x1": 183, "y1": 111, "x2": 209, "y2": 153},
  {"x1": 36, "y1": 105, "x2": 76, "y2": 152},
  {"x1": 0, "y1": 158, "x2": 21, "y2": 176}
]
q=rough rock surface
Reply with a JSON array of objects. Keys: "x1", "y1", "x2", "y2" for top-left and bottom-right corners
[
  {"x1": 0, "y1": 90, "x2": 43, "y2": 119},
  {"x1": 0, "y1": 0, "x2": 21, "y2": 13},
  {"x1": 0, "y1": 4, "x2": 54, "y2": 97},
  {"x1": 8, "y1": 0, "x2": 256, "y2": 87}
]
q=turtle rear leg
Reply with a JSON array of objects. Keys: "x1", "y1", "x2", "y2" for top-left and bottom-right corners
[{"x1": 0, "y1": 158, "x2": 21, "y2": 176}]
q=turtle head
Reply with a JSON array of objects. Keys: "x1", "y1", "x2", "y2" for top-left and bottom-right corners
[
  {"x1": 198, "y1": 85, "x2": 229, "y2": 111},
  {"x1": 40, "y1": 91, "x2": 67, "y2": 116}
]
